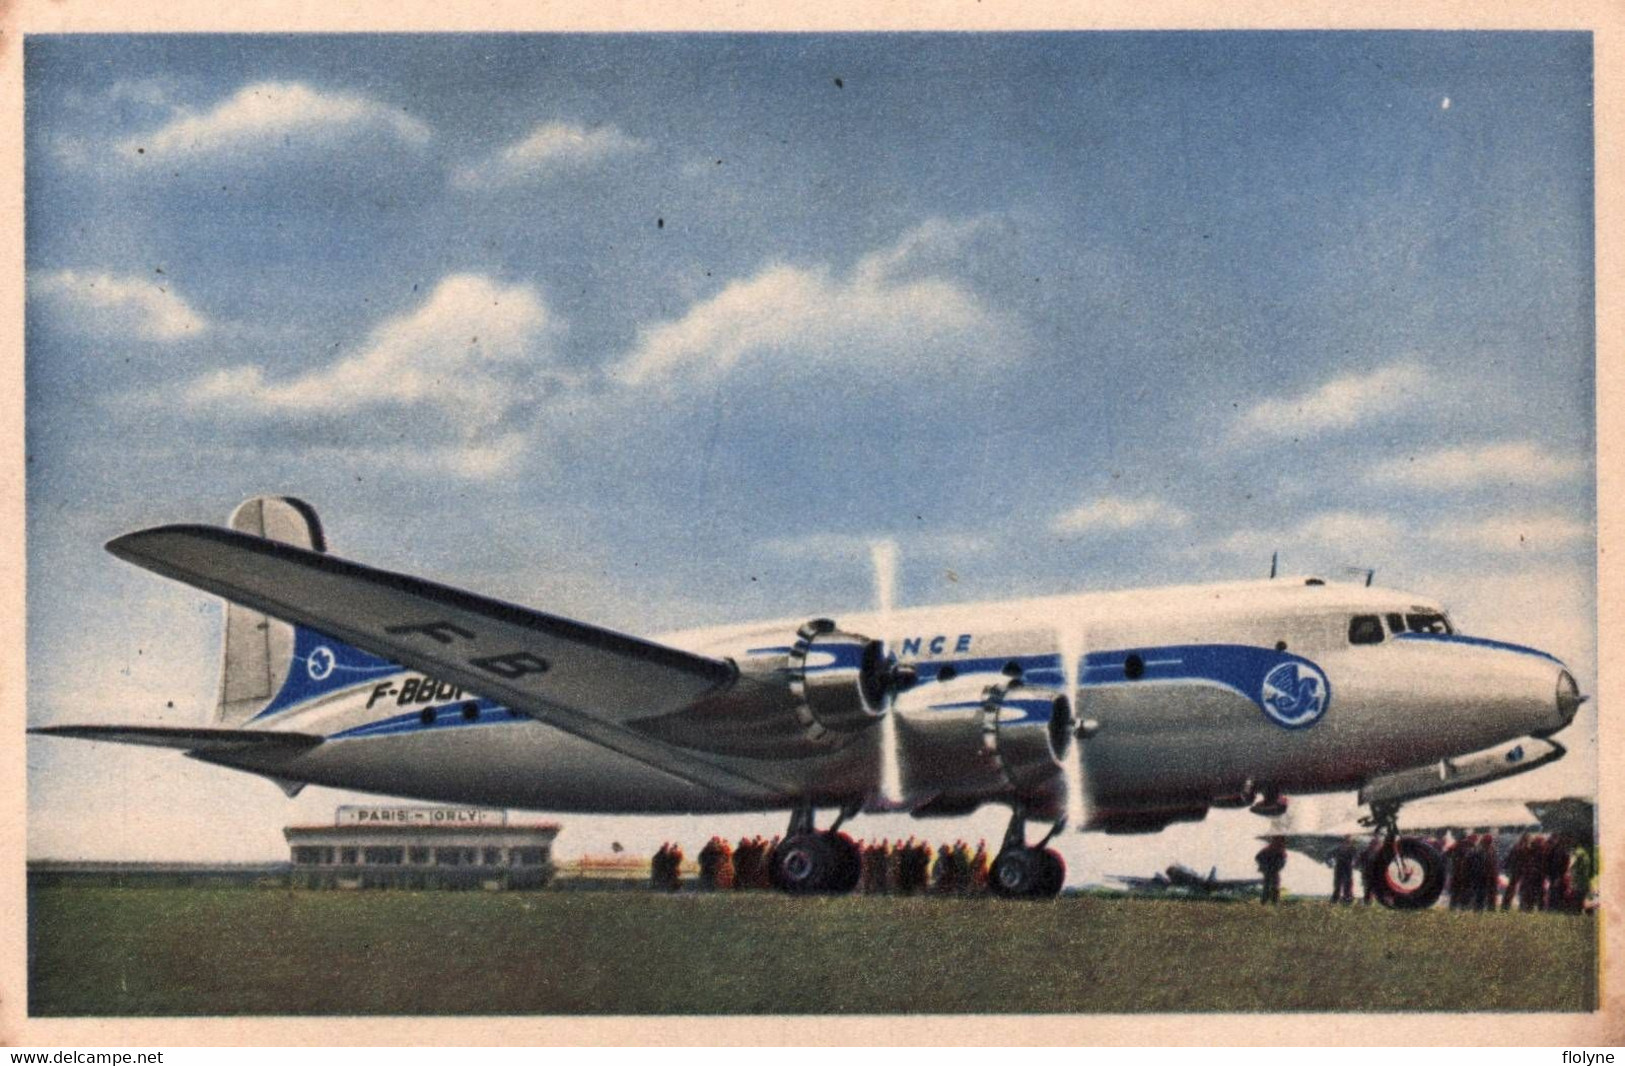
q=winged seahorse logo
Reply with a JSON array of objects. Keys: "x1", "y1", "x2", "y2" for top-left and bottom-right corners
[{"x1": 1259, "y1": 660, "x2": 1329, "y2": 728}]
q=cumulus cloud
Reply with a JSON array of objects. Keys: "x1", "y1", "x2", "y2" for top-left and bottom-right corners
[
  {"x1": 1365, "y1": 441, "x2": 1583, "y2": 489},
  {"x1": 1207, "y1": 510, "x2": 1402, "y2": 556},
  {"x1": 1232, "y1": 362, "x2": 1431, "y2": 442},
  {"x1": 117, "y1": 81, "x2": 430, "y2": 160},
  {"x1": 613, "y1": 219, "x2": 1005, "y2": 386},
  {"x1": 178, "y1": 275, "x2": 557, "y2": 477},
  {"x1": 1049, "y1": 496, "x2": 1191, "y2": 535},
  {"x1": 32, "y1": 269, "x2": 208, "y2": 341},
  {"x1": 453, "y1": 122, "x2": 647, "y2": 189},
  {"x1": 1434, "y1": 515, "x2": 1590, "y2": 554}
]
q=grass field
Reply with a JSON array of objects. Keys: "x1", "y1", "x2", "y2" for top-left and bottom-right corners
[{"x1": 28, "y1": 887, "x2": 1597, "y2": 1015}]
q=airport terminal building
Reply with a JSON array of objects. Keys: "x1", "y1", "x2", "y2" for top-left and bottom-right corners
[{"x1": 284, "y1": 805, "x2": 560, "y2": 890}]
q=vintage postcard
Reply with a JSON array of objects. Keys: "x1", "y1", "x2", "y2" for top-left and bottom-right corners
[{"x1": 3, "y1": 0, "x2": 1621, "y2": 1047}]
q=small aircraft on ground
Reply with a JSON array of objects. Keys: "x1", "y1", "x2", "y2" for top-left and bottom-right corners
[
  {"x1": 1108, "y1": 863, "x2": 1264, "y2": 898},
  {"x1": 33, "y1": 496, "x2": 1586, "y2": 905}
]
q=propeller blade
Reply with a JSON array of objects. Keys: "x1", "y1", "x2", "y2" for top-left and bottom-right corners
[
  {"x1": 1057, "y1": 621, "x2": 1090, "y2": 832},
  {"x1": 871, "y1": 539, "x2": 905, "y2": 809}
]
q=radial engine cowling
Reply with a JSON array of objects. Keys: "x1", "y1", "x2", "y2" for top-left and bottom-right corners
[
  {"x1": 897, "y1": 678, "x2": 1073, "y2": 808},
  {"x1": 783, "y1": 619, "x2": 890, "y2": 740},
  {"x1": 631, "y1": 618, "x2": 889, "y2": 759}
]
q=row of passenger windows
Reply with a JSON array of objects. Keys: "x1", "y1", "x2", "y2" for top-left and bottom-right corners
[
  {"x1": 1348, "y1": 612, "x2": 1453, "y2": 645},
  {"x1": 291, "y1": 845, "x2": 550, "y2": 867}
]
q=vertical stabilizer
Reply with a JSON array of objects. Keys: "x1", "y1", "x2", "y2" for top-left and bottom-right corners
[{"x1": 217, "y1": 496, "x2": 327, "y2": 726}]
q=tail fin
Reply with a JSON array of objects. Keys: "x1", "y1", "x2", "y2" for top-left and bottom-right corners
[{"x1": 216, "y1": 496, "x2": 327, "y2": 726}]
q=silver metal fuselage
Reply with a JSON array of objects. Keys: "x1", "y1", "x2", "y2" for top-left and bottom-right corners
[{"x1": 216, "y1": 578, "x2": 1577, "y2": 824}]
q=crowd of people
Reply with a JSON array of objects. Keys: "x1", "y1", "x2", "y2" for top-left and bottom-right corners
[
  {"x1": 1304, "y1": 831, "x2": 1595, "y2": 911},
  {"x1": 661, "y1": 836, "x2": 995, "y2": 894},
  {"x1": 1441, "y1": 831, "x2": 1592, "y2": 913}
]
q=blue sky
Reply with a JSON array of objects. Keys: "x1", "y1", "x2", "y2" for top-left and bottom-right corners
[{"x1": 24, "y1": 33, "x2": 1596, "y2": 883}]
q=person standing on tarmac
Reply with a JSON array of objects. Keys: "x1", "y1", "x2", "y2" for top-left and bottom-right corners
[
  {"x1": 1360, "y1": 835, "x2": 1385, "y2": 905},
  {"x1": 1477, "y1": 833, "x2": 1499, "y2": 912},
  {"x1": 1545, "y1": 833, "x2": 1572, "y2": 911},
  {"x1": 1503, "y1": 834, "x2": 1528, "y2": 910},
  {"x1": 1330, "y1": 835, "x2": 1357, "y2": 904},
  {"x1": 1255, "y1": 836, "x2": 1287, "y2": 904},
  {"x1": 970, "y1": 840, "x2": 990, "y2": 893}
]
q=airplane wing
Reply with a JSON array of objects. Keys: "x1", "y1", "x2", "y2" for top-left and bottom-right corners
[
  {"x1": 106, "y1": 524, "x2": 780, "y2": 801},
  {"x1": 1107, "y1": 875, "x2": 1168, "y2": 891}
]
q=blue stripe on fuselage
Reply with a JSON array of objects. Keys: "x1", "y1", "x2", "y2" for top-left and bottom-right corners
[
  {"x1": 1394, "y1": 632, "x2": 1564, "y2": 665},
  {"x1": 252, "y1": 626, "x2": 402, "y2": 721}
]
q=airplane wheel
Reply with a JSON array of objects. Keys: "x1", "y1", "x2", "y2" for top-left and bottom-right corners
[
  {"x1": 990, "y1": 847, "x2": 1043, "y2": 898},
  {"x1": 771, "y1": 832, "x2": 839, "y2": 895},
  {"x1": 827, "y1": 832, "x2": 861, "y2": 894},
  {"x1": 1376, "y1": 837, "x2": 1445, "y2": 911},
  {"x1": 1034, "y1": 848, "x2": 1066, "y2": 898}
]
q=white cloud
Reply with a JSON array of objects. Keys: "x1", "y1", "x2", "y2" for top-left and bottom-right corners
[
  {"x1": 1366, "y1": 441, "x2": 1583, "y2": 489},
  {"x1": 613, "y1": 220, "x2": 1004, "y2": 386},
  {"x1": 1233, "y1": 362, "x2": 1431, "y2": 442},
  {"x1": 1207, "y1": 510, "x2": 1402, "y2": 556},
  {"x1": 1433, "y1": 515, "x2": 1590, "y2": 554},
  {"x1": 32, "y1": 269, "x2": 207, "y2": 341},
  {"x1": 453, "y1": 122, "x2": 647, "y2": 189},
  {"x1": 184, "y1": 274, "x2": 552, "y2": 422},
  {"x1": 178, "y1": 275, "x2": 557, "y2": 478},
  {"x1": 1049, "y1": 496, "x2": 1190, "y2": 535},
  {"x1": 117, "y1": 81, "x2": 430, "y2": 160}
]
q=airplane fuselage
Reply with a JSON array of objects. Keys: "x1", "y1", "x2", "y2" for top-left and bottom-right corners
[{"x1": 211, "y1": 575, "x2": 1579, "y2": 830}]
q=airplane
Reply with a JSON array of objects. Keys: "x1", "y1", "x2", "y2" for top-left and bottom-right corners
[
  {"x1": 1109, "y1": 863, "x2": 1263, "y2": 898},
  {"x1": 32, "y1": 495, "x2": 1587, "y2": 905}
]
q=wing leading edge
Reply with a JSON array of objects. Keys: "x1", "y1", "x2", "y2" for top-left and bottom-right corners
[{"x1": 105, "y1": 524, "x2": 779, "y2": 802}]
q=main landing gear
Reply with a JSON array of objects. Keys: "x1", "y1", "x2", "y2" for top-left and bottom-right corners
[
  {"x1": 989, "y1": 805, "x2": 1066, "y2": 899},
  {"x1": 768, "y1": 802, "x2": 862, "y2": 895},
  {"x1": 1360, "y1": 801, "x2": 1445, "y2": 911}
]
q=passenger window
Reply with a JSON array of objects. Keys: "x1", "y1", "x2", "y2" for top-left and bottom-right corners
[
  {"x1": 1348, "y1": 615, "x2": 1384, "y2": 645},
  {"x1": 1386, "y1": 613, "x2": 1406, "y2": 634}
]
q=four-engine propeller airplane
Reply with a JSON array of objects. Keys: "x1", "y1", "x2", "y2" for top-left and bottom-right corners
[{"x1": 33, "y1": 496, "x2": 1587, "y2": 906}]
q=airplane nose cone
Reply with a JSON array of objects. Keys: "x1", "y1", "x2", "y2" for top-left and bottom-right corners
[{"x1": 1553, "y1": 669, "x2": 1584, "y2": 730}]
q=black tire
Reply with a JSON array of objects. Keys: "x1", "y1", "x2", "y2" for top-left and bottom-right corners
[
  {"x1": 827, "y1": 832, "x2": 862, "y2": 895},
  {"x1": 771, "y1": 832, "x2": 838, "y2": 895},
  {"x1": 1375, "y1": 837, "x2": 1445, "y2": 910},
  {"x1": 1034, "y1": 848, "x2": 1066, "y2": 898},
  {"x1": 990, "y1": 847, "x2": 1042, "y2": 898}
]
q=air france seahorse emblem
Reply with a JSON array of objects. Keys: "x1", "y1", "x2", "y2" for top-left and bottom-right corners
[
  {"x1": 1260, "y1": 660, "x2": 1329, "y2": 728},
  {"x1": 307, "y1": 645, "x2": 336, "y2": 682}
]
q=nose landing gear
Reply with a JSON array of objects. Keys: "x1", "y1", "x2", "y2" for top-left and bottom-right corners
[
  {"x1": 989, "y1": 805, "x2": 1066, "y2": 899},
  {"x1": 1360, "y1": 801, "x2": 1445, "y2": 910}
]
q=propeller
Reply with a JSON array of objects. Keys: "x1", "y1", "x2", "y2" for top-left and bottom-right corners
[
  {"x1": 1055, "y1": 619, "x2": 1091, "y2": 833},
  {"x1": 870, "y1": 539, "x2": 911, "y2": 810}
]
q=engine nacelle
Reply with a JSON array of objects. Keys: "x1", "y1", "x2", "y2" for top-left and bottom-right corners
[
  {"x1": 895, "y1": 677, "x2": 1073, "y2": 807},
  {"x1": 631, "y1": 618, "x2": 888, "y2": 759},
  {"x1": 783, "y1": 619, "x2": 889, "y2": 741}
]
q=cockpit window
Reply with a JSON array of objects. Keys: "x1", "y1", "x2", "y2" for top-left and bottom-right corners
[
  {"x1": 1405, "y1": 613, "x2": 1452, "y2": 634},
  {"x1": 1348, "y1": 615, "x2": 1384, "y2": 645},
  {"x1": 1386, "y1": 613, "x2": 1406, "y2": 635}
]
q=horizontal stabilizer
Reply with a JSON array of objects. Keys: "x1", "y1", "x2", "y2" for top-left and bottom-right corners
[{"x1": 30, "y1": 724, "x2": 323, "y2": 753}]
